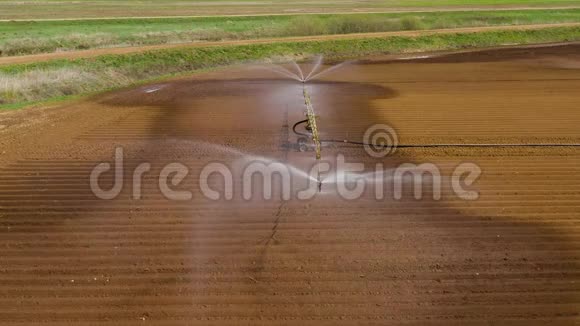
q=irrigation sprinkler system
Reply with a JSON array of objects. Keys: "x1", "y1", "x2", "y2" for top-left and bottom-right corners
[
  {"x1": 301, "y1": 85, "x2": 324, "y2": 191},
  {"x1": 268, "y1": 58, "x2": 580, "y2": 169},
  {"x1": 262, "y1": 57, "x2": 332, "y2": 190},
  {"x1": 302, "y1": 86, "x2": 321, "y2": 160}
]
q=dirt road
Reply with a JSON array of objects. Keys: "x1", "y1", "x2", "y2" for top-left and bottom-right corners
[
  {"x1": 1, "y1": 22, "x2": 579, "y2": 67},
  {"x1": 0, "y1": 44, "x2": 579, "y2": 324}
]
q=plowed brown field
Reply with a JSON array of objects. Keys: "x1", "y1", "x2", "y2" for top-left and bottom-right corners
[{"x1": 0, "y1": 44, "x2": 579, "y2": 325}]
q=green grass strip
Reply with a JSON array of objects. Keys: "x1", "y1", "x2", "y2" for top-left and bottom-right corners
[
  {"x1": 2, "y1": 9, "x2": 580, "y2": 56},
  {"x1": 1, "y1": 26, "x2": 579, "y2": 110}
]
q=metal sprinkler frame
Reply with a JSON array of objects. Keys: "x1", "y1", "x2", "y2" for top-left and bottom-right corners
[
  {"x1": 302, "y1": 85, "x2": 321, "y2": 160},
  {"x1": 302, "y1": 84, "x2": 323, "y2": 191}
]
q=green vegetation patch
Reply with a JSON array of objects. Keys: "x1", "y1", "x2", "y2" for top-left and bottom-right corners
[
  {"x1": 1, "y1": 0, "x2": 579, "y2": 20},
  {"x1": 1, "y1": 26, "x2": 579, "y2": 109},
  {"x1": 1, "y1": 9, "x2": 580, "y2": 56}
]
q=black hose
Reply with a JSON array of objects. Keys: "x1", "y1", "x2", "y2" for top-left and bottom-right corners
[
  {"x1": 292, "y1": 119, "x2": 311, "y2": 137},
  {"x1": 292, "y1": 119, "x2": 580, "y2": 148},
  {"x1": 321, "y1": 139, "x2": 580, "y2": 148}
]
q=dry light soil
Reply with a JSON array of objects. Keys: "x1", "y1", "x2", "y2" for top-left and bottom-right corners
[{"x1": 0, "y1": 43, "x2": 579, "y2": 325}]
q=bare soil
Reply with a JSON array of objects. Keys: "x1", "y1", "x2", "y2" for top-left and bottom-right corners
[{"x1": 0, "y1": 43, "x2": 579, "y2": 325}]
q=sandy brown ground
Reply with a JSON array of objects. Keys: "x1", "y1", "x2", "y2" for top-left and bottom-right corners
[
  {"x1": 0, "y1": 44, "x2": 579, "y2": 324},
  {"x1": 2, "y1": 23, "x2": 580, "y2": 66}
]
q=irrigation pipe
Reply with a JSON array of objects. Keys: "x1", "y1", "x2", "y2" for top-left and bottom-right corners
[
  {"x1": 302, "y1": 87, "x2": 322, "y2": 159},
  {"x1": 292, "y1": 119, "x2": 311, "y2": 137},
  {"x1": 292, "y1": 119, "x2": 580, "y2": 148}
]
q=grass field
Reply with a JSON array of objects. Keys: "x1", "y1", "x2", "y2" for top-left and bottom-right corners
[
  {"x1": 1, "y1": 1, "x2": 579, "y2": 110},
  {"x1": 1, "y1": 26, "x2": 579, "y2": 109},
  {"x1": 1, "y1": 0, "x2": 579, "y2": 19},
  {"x1": 2, "y1": 9, "x2": 580, "y2": 56}
]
